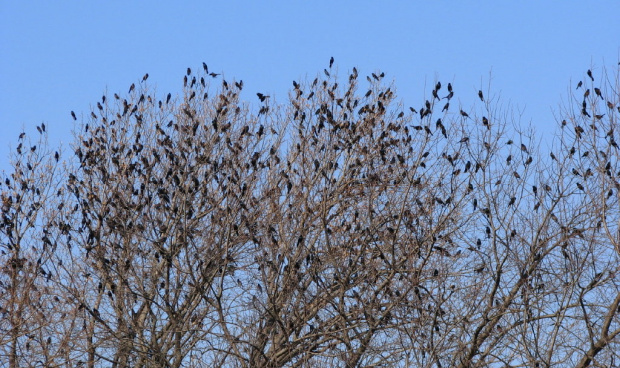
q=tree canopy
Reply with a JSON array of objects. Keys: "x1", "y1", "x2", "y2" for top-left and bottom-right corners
[{"x1": 1, "y1": 62, "x2": 620, "y2": 367}]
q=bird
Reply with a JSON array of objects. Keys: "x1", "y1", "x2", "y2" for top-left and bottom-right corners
[
  {"x1": 187, "y1": 67, "x2": 191, "y2": 75},
  {"x1": 478, "y1": 90, "x2": 484, "y2": 101},
  {"x1": 203, "y1": 62, "x2": 208, "y2": 73},
  {"x1": 587, "y1": 69, "x2": 594, "y2": 81},
  {"x1": 576, "y1": 81, "x2": 583, "y2": 89},
  {"x1": 142, "y1": 73, "x2": 149, "y2": 81},
  {"x1": 447, "y1": 83, "x2": 453, "y2": 92},
  {"x1": 584, "y1": 89, "x2": 590, "y2": 98},
  {"x1": 329, "y1": 56, "x2": 334, "y2": 68},
  {"x1": 550, "y1": 152, "x2": 556, "y2": 161},
  {"x1": 576, "y1": 182, "x2": 584, "y2": 191},
  {"x1": 442, "y1": 102, "x2": 449, "y2": 112},
  {"x1": 594, "y1": 88, "x2": 603, "y2": 99},
  {"x1": 520, "y1": 143, "x2": 528, "y2": 153},
  {"x1": 166, "y1": 93, "x2": 171, "y2": 104},
  {"x1": 257, "y1": 93, "x2": 270, "y2": 102},
  {"x1": 209, "y1": 72, "x2": 220, "y2": 78},
  {"x1": 129, "y1": 83, "x2": 135, "y2": 93},
  {"x1": 482, "y1": 116, "x2": 489, "y2": 128},
  {"x1": 460, "y1": 110, "x2": 469, "y2": 118},
  {"x1": 71, "y1": 111, "x2": 77, "y2": 120},
  {"x1": 435, "y1": 81, "x2": 441, "y2": 91}
]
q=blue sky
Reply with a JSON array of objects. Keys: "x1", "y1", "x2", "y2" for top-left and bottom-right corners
[{"x1": 1, "y1": 2, "x2": 619, "y2": 173}]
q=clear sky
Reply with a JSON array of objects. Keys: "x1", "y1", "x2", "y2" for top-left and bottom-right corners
[{"x1": 1, "y1": 2, "x2": 619, "y2": 173}]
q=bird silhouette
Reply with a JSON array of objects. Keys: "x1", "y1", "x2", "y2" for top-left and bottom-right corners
[
  {"x1": 587, "y1": 69, "x2": 594, "y2": 81},
  {"x1": 594, "y1": 88, "x2": 603, "y2": 99},
  {"x1": 71, "y1": 111, "x2": 77, "y2": 120},
  {"x1": 329, "y1": 57, "x2": 334, "y2": 68},
  {"x1": 478, "y1": 90, "x2": 484, "y2": 101},
  {"x1": 203, "y1": 62, "x2": 208, "y2": 73},
  {"x1": 576, "y1": 81, "x2": 583, "y2": 89}
]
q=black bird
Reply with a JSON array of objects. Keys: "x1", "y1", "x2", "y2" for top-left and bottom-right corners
[
  {"x1": 478, "y1": 90, "x2": 484, "y2": 101},
  {"x1": 442, "y1": 102, "x2": 450, "y2": 112},
  {"x1": 129, "y1": 83, "x2": 135, "y2": 93},
  {"x1": 576, "y1": 81, "x2": 582, "y2": 89},
  {"x1": 520, "y1": 143, "x2": 528, "y2": 153},
  {"x1": 209, "y1": 72, "x2": 220, "y2": 78},
  {"x1": 435, "y1": 81, "x2": 441, "y2": 91},
  {"x1": 329, "y1": 56, "x2": 334, "y2": 68},
  {"x1": 587, "y1": 69, "x2": 594, "y2": 81},
  {"x1": 447, "y1": 83, "x2": 453, "y2": 92},
  {"x1": 594, "y1": 88, "x2": 603, "y2": 99},
  {"x1": 142, "y1": 73, "x2": 149, "y2": 81},
  {"x1": 71, "y1": 111, "x2": 77, "y2": 120},
  {"x1": 187, "y1": 67, "x2": 191, "y2": 75},
  {"x1": 166, "y1": 93, "x2": 171, "y2": 104},
  {"x1": 257, "y1": 93, "x2": 270, "y2": 102},
  {"x1": 576, "y1": 182, "x2": 584, "y2": 191},
  {"x1": 460, "y1": 110, "x2": 469, "y2": 118},
  {"x1": 509, "y1": 197, "x2": 516, "y2": 206},
  {"x1": 584, "y1": 89, "x2": 590, "y2": 98},
  {"x1": 203, "y1": 62, "x2": 208, "y2": 73},
  {"x1": 532, "y1": 185, "x2": 538, "y2": 197},
  {"x1": 482, "y1": 116, "x2": 489, "y2": 128}
]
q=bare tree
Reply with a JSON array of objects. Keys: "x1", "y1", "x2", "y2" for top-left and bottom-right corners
[{"x1": 1, "y1": 62, "x2": 619, "y2": 367}]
